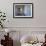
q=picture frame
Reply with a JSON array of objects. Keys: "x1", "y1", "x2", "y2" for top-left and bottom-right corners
[{"x1": 13, "y1": 3, "x2": 33, "y2": 18}]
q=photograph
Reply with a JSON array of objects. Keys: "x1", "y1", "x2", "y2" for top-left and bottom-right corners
[{"x1": 13, "y1": 3, "x2": 33, "y2": 18}]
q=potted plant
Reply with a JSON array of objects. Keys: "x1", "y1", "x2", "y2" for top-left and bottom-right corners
[{"x1": 0, "y1": 11, "x2": 6, "y2": 28}]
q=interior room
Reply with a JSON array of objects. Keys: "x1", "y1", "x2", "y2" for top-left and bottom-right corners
[{"x1": 0, "y1": 0, "x2": 46, "y2": 46}]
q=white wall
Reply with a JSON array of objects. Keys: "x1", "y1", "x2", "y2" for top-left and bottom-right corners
[
  {"x1": 0, "y1": 0, "x2": 46, "y2": 27},
  {"x1": 0, "y1": 0, "x2": 46, "y2": 33}
]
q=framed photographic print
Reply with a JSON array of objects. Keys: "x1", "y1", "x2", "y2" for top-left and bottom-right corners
[{"x1": 13, "y1": 3, "x2": 33, "y2": 18}]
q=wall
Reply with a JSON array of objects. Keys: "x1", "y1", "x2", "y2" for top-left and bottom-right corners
[{"x1": 0, "y1": 0, "x2": 46, "y2": 28}]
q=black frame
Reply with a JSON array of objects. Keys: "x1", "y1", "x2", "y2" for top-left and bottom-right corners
[{"x1": 13, "y1": 3, "x2": 33, "y2": 18}]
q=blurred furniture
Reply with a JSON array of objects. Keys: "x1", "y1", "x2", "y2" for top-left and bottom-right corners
[
  {"x1": 20, "y1": 35, "x2": 43, "y2": 46},
  {"x1": 21, "y1": 42, "x2": 43, "y2": 46},
  {"x1": 1, "y1": 33, "x2": 13, "y2": 46},
  {"x1": 41, "y1": 34, "x2": 46, "y2": 46}
]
